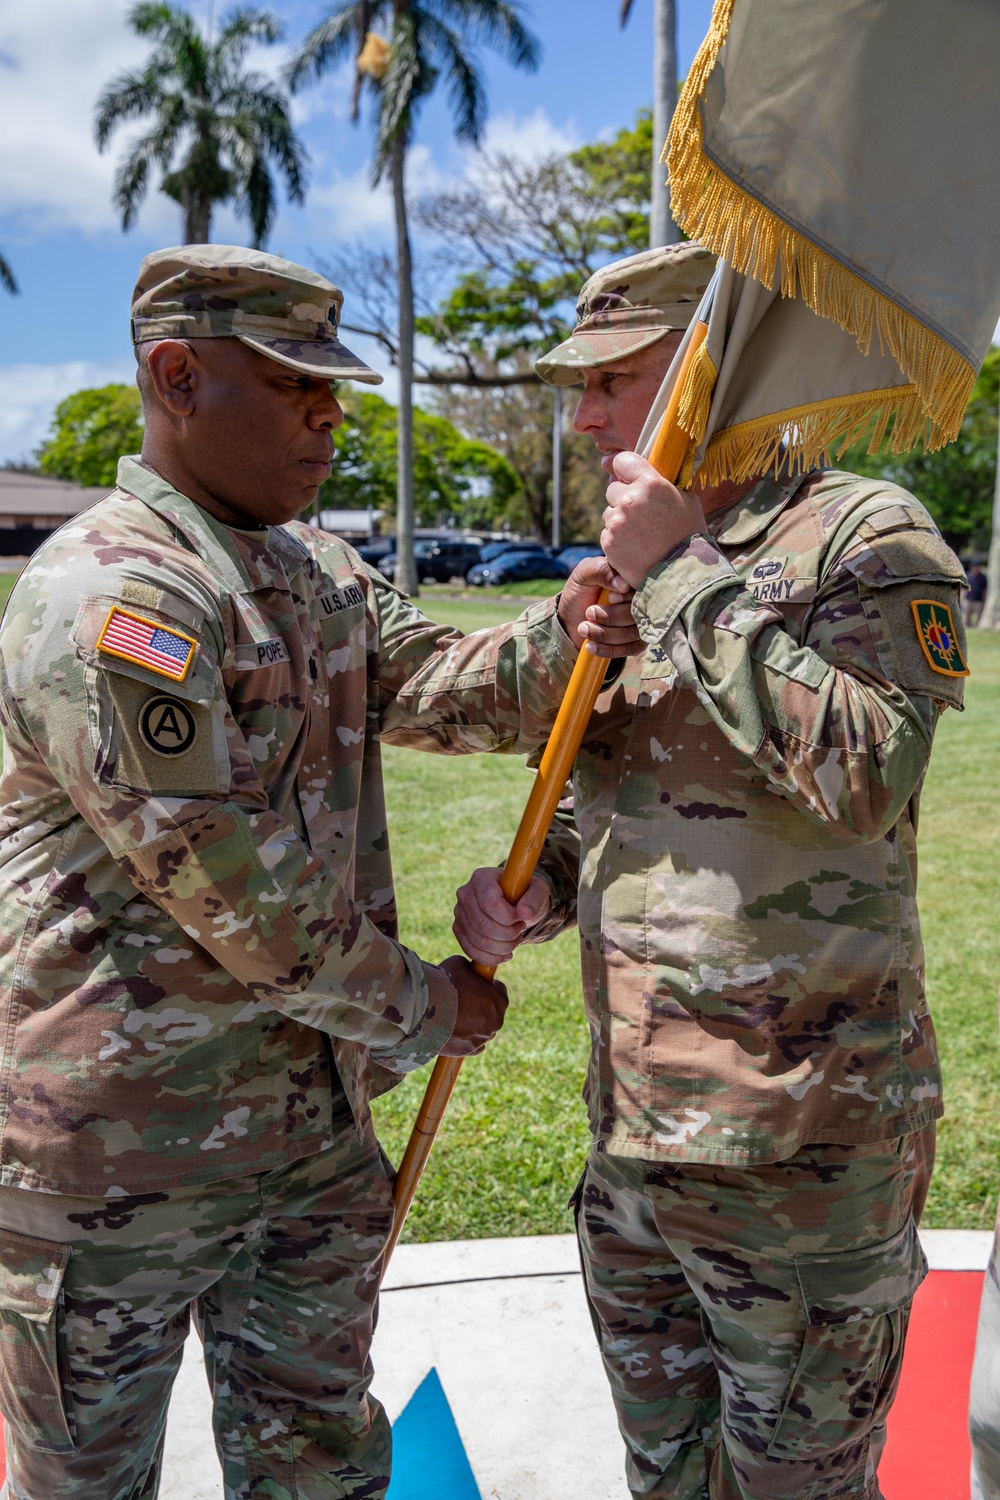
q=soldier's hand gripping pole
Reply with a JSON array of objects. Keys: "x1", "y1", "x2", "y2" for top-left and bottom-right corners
[{"x1": 384, "y1": 314, "x2": 713, "y2": 1265}]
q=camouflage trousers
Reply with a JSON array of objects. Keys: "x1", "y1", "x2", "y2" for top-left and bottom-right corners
[
  {"x1": 574, "y1": 1129, "x2": 934, "y2": 1500},
  {"x1": 970, "y1": 1197, "x2": 1000, "y2": 1500},
  {"x1": 0, "y1": 1114, "x2": 395, "y2": 1500}
]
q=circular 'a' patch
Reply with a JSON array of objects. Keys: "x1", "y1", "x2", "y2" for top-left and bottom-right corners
[{"x1": 139, "y1": 695, "x2": 197, "y2": 756}]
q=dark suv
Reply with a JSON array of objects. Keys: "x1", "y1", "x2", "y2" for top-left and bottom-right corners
[{"x1": 379, "y1": 538, "x2": 482, "y2": 584}]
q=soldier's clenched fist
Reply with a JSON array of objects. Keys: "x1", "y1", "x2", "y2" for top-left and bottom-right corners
[
  {"x1": 600, "y1": 451, "x2": 707, "y2": 589},
  {"x1": 437, "y1": 955, "x2": 510, "y2": 1057}
]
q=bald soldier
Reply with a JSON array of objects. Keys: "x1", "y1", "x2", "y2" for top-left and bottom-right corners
[
  {"x1": 454, "y1": 243, "x2": 970, "y2": 1500},
  {"x1": 0, "y1": 245, "x2": 642, "y2": 1500}
]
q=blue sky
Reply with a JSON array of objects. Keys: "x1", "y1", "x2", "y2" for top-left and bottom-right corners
[{"x1": 0, "y1": 0, "x2": 714, "y2": 463}]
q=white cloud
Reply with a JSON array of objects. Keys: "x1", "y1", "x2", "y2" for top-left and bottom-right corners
[
  {"x1": 480, "y1": 108, "x2": 583, "y2": 161},
  {"x1": 0, "y1": 359, "x2": 136, "y2": 465},
  {"x1": 303, "y1": 143, "x2": 446, "y2": 242},
  {"x1": 0, "y1": 1, "x2": 158, "y2": 235},
  {"x1": 0, "y1": 0, "x2": 295, "y2": 241}
]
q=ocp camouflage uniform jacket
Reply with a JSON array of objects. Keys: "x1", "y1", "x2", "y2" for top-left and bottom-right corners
[
  {"x1": 533, "y1": 470, "x2": 967, "y2": 1164},
  {"x1": 0, "y1": 457, "x2": 573, "y2": 1196}
]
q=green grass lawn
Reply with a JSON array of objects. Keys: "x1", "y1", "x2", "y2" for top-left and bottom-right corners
[{"x1": 375, "y1": 593, "x2": 1000, "y2": 1239}]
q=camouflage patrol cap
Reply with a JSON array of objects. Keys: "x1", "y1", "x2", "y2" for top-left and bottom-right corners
[
  {"x1": 131, "y1": 244, "x2": 383, "y2": 385},
  {"x1": 536, "y1": 242, "x2": 716, "y2": 387}
]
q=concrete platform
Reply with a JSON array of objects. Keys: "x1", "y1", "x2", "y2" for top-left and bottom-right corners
[{"x1": 154, "y1": 1229, "x2": 991, "y2": 1499}]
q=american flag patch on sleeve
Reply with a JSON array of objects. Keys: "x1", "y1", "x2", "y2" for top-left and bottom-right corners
[{"x1": 96, "y1": 607, "x2": 197, "y2": 683}]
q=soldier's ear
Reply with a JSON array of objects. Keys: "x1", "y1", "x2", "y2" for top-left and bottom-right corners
[{"x1": 145, "y1": 340, "x2": 198, "y2": 418}]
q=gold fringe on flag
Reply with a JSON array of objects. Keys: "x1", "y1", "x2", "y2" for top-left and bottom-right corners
[
  {"x1": 695, "y1": 384, "x2": 931, "y2": 488},
  {"x1": 664, "y1": 0, "x2": 975, "y2": 456}
]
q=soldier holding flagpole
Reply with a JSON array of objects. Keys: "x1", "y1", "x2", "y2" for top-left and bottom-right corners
[{"x1": 446, "y1": 2, "x2": 1000, "y2": 1494}]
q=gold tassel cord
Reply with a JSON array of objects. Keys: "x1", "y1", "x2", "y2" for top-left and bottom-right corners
[
  {"x1": 664, "y1": 0, "x2": 976, "y2": 450},
  {"x1": 694, "y1": 383, "x2": 931, "y2": 488},
  {"x1": 674, "y1": 337, "x2": 718, "y2": 486},
  {"x1": 676, "y1": 339, "x2": 718, "y2": 444}
]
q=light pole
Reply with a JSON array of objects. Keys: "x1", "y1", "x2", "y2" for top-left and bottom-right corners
[
  {"x1": 551, "y1": 386, "x2": 563, "y2": 550},
  {"x1": 651, "y1": 0, "x2": 679, "y2": 247}
]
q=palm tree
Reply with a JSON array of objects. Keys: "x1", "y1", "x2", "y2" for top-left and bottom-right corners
[
  {"x1": 0, "y1": 256, "x2": 17, "y2": 295},
  {"x1": 621, "y1": 0, "x2": 679, "y2": 247},
  {"x1": 95, "y1": 2, "x2": 306, "y2": 247},
  {"x1": 290, "y1": 1, "x2": 540, "y2": 595}
]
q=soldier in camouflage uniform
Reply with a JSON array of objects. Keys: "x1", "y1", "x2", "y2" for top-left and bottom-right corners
[
  {"x1": 454, "y1": 243, "x2": 969, "y2": 1500},
  {"x1": 0, "y1": 245, "x2": 641, "y2": 1500}
]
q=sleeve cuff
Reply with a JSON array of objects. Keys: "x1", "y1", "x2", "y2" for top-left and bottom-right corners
[
  {"x1": 371, "y1": 956, "x2": 458, "y2": 1075},
  {"x1": 520, "y1": 866, "x2": 577, "y2": 943},
  {"x1": 523, "y1": 591, "x2": 576, "y2": 657},
  {"x1": 632, "y1": 532, "x2": 739, "y2": 646}
]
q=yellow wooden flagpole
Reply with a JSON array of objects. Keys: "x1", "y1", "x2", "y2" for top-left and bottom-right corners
[{"x1": 384, "y1": 315, "x2": 712, "y2": 1263}]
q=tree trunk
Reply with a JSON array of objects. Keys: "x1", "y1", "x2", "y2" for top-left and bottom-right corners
[
  {"x1": 650, "y1": 0, "x2": 679, "y2": 248},
  {"x1": 390, "y1": 134, "x2": 418, "y2": 596},
  {"x1": 978, "y1": 380, "x2": 1000, "y2": 629},
  {"x1": 184, "y1": 194, "x2": 212, "y2": 244}
]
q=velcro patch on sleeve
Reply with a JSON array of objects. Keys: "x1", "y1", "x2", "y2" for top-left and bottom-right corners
[
  {"x1": 911, "y1": 599, "x2": 969, "y2": 677},
  {"x1": 97, "y1": 607, "x2": 197, "y2": 683}
]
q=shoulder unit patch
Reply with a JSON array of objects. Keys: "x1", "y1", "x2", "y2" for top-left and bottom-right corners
[
  {"x1": 911, "y1": 599, "x2": 969, "y2": 677},
  {"x1": 97, "y1": 607, "x2": 197, "y2": 683}
]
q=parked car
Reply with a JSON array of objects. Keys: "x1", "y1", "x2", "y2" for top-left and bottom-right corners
[
  {"x1": 556, "y1": 543, "x2": 604, "y2": 571},
  {"x1": 480, "y1": 539, "x2": 549, "y2": 560},
  {"x1": 467, "y1": 550, "x2": 569, "y2": 587},
  {"x1": 356, "y1": 537, "x2": 394, "y2": 567},
  {"x1": 379, "y1": 538, "x2": 483, "y2": 584}
]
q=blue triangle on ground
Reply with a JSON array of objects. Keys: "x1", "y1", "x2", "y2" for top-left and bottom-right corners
[{"x1": 387, "y1": 1367, "x2": 482, "y2": 1499}]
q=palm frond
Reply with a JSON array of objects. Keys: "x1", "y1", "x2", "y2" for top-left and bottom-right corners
[
  {"x1": 287, "y1": 3, "x2": 379, "y2": 89},
  {"x1": 94, "y1": 67, "x2": 169, "y2": 148},
  {"x1": 113, "y1": 144, "x2": 153, "y2": 229},
  {"x1": 219, "y1": 84, "x2": 309, "y2": 203},
  {"x1": 619, "y1": 0, "x2": 635, "y2": 24},
  {"x1": 421, "y1": 15, "x2": 486, "y2": 145},
  {"x1": 216, "y1": 7, "x2": 282, "y2": 69},
  {"x1": 242, "y1": 156, "x2": 277, "y2": 246},
  {"x1": 0, "y1": 255, "x2": 18, "y2": 295},
  {"x1": 128, "y1": 1, "x2": 196, "y2": 45},
  {"x1": 429, "y1": 0, "x2": 541, "y2": 71}
]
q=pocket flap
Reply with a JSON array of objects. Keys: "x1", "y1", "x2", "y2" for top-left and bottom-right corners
[
  {"x1": 842, "y1": 525, "x2": 966, "y2": 589},
  {"x1": 72, "y1": 596, "x2": 216, "y2": 706},
  {"x1": 794, "y1": 1215, "x2": 927, "y2": 1326},
  {"x1": 0, "y1": 1228, "x2": 69, "y2": 1325}
]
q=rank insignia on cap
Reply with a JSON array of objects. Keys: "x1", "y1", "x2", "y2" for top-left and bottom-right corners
[
  {"x1": 97, "y1": 607, "x2": 197, "y2": 683},
  {"x1": 911, "y1": 599, "x2": 969, "y2": 677}
]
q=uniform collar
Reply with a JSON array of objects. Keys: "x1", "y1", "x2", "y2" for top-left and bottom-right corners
[
  {"x1": 707, "y1": 470, "x2": 814, "y2": 547},
  {"x1": 116, "y1": 455, "x2": 310, "y2": 594}
]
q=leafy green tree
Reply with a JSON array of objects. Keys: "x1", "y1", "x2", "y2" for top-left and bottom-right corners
[
  {"x1": 290, "y1": 1, "x2": 541, "y2": 593},
  {"x1": 95, "y1": 2, "x2": 306, "y2": 245},
  {"x1": 36, "y1": 385, "x2": 144, "y2": 489},
  {"x1": 0, "y1": 255, "x2": 17, "y2": 295},
  {"x1": 322, "y1": 391, "x2": 521, "y2": 530},
  {"x1": 431, "y1": 374, "x2": 606, "y2": 541},
  {"x1": 839, "y1": 346, "x2": 999, "y2": 552},
  {"x1": 410, "y1": 110, "x2": 658, "y2": 377}
]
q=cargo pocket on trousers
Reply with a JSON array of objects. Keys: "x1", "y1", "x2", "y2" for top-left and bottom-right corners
[
  {"x1": 766, "y1": 1214, "x2": 926, "y2": 1463},
  {"x1": 0, "y1": 1227, "x2": 75, "y2": 1453}
]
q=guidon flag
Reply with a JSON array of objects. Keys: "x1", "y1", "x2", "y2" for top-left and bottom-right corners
[{"x1": 639, "y1": 0, "x2": 1000, "y2": 487}]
